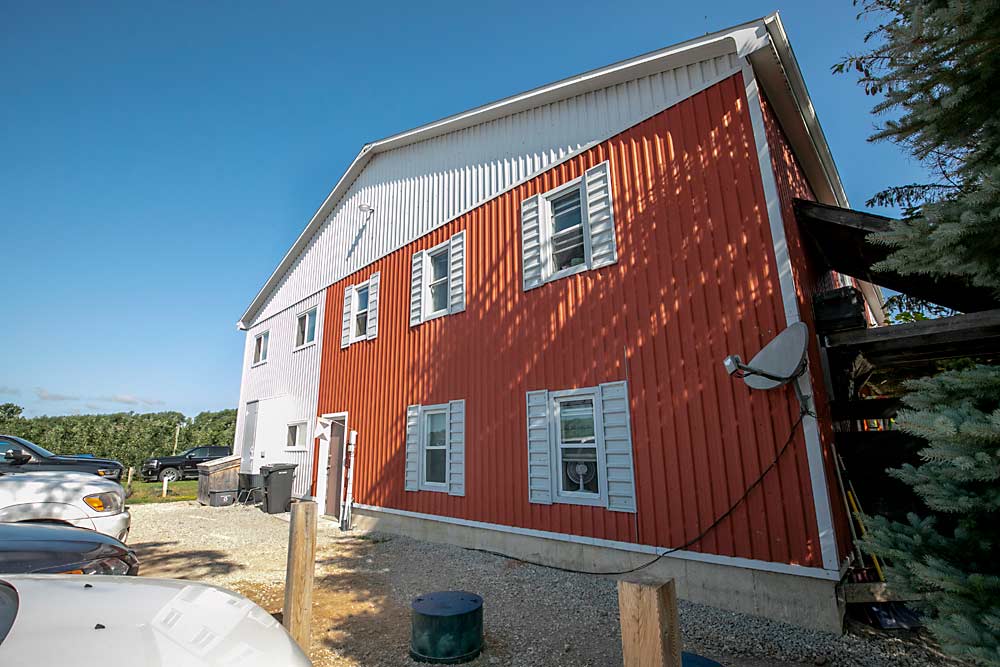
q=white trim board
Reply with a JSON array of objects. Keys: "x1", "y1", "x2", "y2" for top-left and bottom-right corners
[
  {"x1": 742, "y1": 60, "x2": 839, "y2": 572},
  {"x1": 353, "y1": 503, "x2": 841, "y2": 581}
]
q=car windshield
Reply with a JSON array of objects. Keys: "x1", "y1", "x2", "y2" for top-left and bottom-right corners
[
  {"x1": 0, "y1": 581, "x2": 17, "y2": 646},
  {"x1": 15, "y1": 438, "x2": 55, "y2": 458}
]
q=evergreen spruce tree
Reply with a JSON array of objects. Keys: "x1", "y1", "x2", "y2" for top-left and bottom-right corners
[{"x1": 836, "y1": 2, "x2": 1000, "y2": 663}]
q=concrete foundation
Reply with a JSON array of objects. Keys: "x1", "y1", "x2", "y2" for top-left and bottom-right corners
[{"x1": 351, "y1": 507, "x2": 845, "y2": 634}]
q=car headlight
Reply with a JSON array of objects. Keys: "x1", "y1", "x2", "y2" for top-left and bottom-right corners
[
  {"x1": 96, "y1": 468, "x2": 119, "y2": 478},
  {"x1": 148, "y1": 459, "x2": 158, "y2": 466},
  {"x1": 83, "y1": 492, "x2": 123, "y2": 513},
  {"x1": 61, "y1": 557, "x2": 133, "y2": 576}
]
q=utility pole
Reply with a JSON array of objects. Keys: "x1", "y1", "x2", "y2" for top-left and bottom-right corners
[{"x1": 172, "y1": 423, "x2": 180, "y2": 455}]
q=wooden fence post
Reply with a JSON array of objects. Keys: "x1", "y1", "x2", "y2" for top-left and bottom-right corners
[
  {"x1": 126, "y1": 467, "x2": 134, "y2": 494},
  {"x1": 284, "y1": 500, "x2": 317, "y2": 653},
  {"x1": 161, "y1": 477, "x2": 168, "y2": 498},
  {"x1": 618, "y1": 579, "x2": 681, "y2": 667}
]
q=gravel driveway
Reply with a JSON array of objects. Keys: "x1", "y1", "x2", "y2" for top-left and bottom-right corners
[{"x1": 128, "y1": 502, "x2": 960, "y2": 667}]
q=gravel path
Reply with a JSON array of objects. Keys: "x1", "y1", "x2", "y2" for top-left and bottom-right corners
[{"x1": 128, "y1": 502, "x2": 960, "y2": 667}]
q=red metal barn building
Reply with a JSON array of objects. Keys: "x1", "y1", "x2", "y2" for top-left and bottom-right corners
[{"x1": 234, "y1": 14, "x2": 883, "y2": 631}]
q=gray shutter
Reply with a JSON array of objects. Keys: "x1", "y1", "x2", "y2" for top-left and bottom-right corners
[
  {"x1": 526, "y1": 390, "x2": 553, "y2": 504},
  {"x1": 409, "y1": 250, "x2": 424, "y2": 327},
  {"x1": 448, "y1": 231, "x2": 466, "y2": 314},
  {"x1": 521, "y1": 194, "x2": 545, "y2": 291},
  {"x1": 340, "y1": 285, "x2": 353, "y2": 349},
  {"x1": 584, "y1": 161, "x2": 618, "y2": 269},
  {"x1": 447, "y1": 399, "x2": 465, "y2": 496},
  {"x1": 366, "y1": 272, "x2": 380, "y2": 340},
  {"x1": 599, "y1": 381, "x2": 636, "y2": 512},
  {"x1": 404, "y1": 404, "x2": 420, "y2": 492}
]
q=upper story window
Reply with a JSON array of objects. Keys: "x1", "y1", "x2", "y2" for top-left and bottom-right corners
[
  {"x1": 340, "y1": 273, "x2": 380, "y2": 349},
  {"x1": 252, "y1": 331, "x2": 269, "y2": 365},
  {"x1": 521, "y1": 161, "x2": 618, "y2": 291},
  {"x1": 526, "y1": 381, "x2": 637, "y2": 512},
  {"x1": 295, "y1": 307, "x2": 317, "y2": 349},
  {"x1": 410, "y1": 231, "x2": 466, "y2": 327}
]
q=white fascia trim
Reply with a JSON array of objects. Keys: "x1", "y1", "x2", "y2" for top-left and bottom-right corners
[
  {"x1": 237, "y1": 17, "x2": 777, "y2": 328},
  {"x1": 742, "y1": 60, "x2": 840, "y2": 573},
  {"x1": 353, "y1": 503, "x2": 841, "y2": 581}
]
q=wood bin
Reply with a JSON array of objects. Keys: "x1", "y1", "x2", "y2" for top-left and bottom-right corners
[{"x1": 197, "y1": 454, "x2": 240, "y2": 506}]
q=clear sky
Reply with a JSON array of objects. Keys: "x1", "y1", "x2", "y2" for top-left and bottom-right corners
[{"x1": 0, "y1": 1, "x2": 924, "y2": 418}]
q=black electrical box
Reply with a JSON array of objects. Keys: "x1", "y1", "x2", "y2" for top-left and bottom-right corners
[{"x1": 813, "y1": 286, "x2": 867, "y2": 334}]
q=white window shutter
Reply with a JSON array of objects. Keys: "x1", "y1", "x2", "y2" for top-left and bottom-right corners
[
  {"x1": 448, "y1": 231, "x2": 466, "y2": 314},
  {"x1": 526, "y1": 390, "x2": 553, "y2": 504},
  {"x1": 366, "y1": 272, "x2": 380, "y2": 339},
  {"x1": 599, "y1": 381, "x2": 637, "y2": 512},
  {"x1": 404, "y1": 404, "x2": 420, "y2": 492},
  {"x1": 447, "y1": 399, "x2": 465, "y2": 496},
  {"x1": 340, "y1": 285, "x2": 353, "y2": 349},
  {"x1": 409, "y1": 250, "x2": 424, "y2": 327},
  {"x1": 584, "y1": 161, "x2": 618, "y2": 270},
  {"x1": 521, "y1": 194, "x2": 546, "y2": 291}
]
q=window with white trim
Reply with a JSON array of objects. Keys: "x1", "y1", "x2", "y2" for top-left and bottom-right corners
[
  {"x1": 295, "y1": 307, "x2": 317, "y2": 348},
  {"x1": 286, "y1": 422, "x2": 308, "y2": 450},
  {"x1": 252, "y1": 331, "x2": 269, "y2": 365},
  {"x1": 341, "y1": 272, "x2": 380, "y2": 348},
  {"x1": 526, "y1": 381, "x2": 637, "y2": 512},
  {"x1": 409, "y1": 231, "x2": 466, "y2": 326},
  {"x1": 420, "y1": 405, "x2": 448, "y2": 490},
  {"x1": 353, "y1": 285, "x2": 370, "y2": 340},
  {"x1": 521, "y1": 161, "x2": 618, "y2": 291}
]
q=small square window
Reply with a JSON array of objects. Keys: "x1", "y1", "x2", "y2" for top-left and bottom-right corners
[
  {"x1": 354, "y1": 286, "x2": 370, "y2": 339},
  {"x1": 253, "y1": 331, "x2": 269, "y2": 364},
  {"x1": 286, "y1": 423, "x2": 307, "y2": 449},
  {"x1": 295, "y1": 308, "x2": 317, "y2": 348}
]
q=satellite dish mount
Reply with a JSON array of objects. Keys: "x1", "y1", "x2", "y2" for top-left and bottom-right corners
[{"x1": 723, "y1": 322, "x2": 812, "y2": 413}]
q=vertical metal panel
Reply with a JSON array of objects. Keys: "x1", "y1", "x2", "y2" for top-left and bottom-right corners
[
  {"x1": 233, "y1": 288, "x2": 326, "y2": 498},
  {"x1": 249, "y1": 54, "x2": 741, "y2": 325},
  {"x1": 316, "y1": 73, "x2": 827, "y2": 567},
  {"x1": 759, "y1": 92, "x2": 853, "y2": 563}
]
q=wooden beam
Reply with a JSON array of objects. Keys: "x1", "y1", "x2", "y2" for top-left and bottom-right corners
[
  {"x1": 618, "y1": 579, "x2": 681, "y2": 667},
  {"x1": 284, "y1": 500, "x2": 317, "y2": 653}
]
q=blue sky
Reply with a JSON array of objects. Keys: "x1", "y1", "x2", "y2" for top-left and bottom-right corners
[{"x1": 0, "y1": 2, "x2": 924, "y2": 418}]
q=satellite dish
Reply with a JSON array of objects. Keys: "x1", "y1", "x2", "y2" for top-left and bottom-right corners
[{"x1": 722, "y1": 322, "x2": 809, "y2": 390}]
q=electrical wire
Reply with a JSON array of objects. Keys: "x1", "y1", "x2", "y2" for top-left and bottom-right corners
[{"x1": 465, "y1": 409, "x2": 811, "y2": 577}]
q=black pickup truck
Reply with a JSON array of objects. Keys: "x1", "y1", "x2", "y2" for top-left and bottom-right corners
[
  {"x1": 140, "y1": 446, "x2": 232, "y2": 482},
  {"x1": 0, "y1": 435, "x2": 124, "y2": 481}
]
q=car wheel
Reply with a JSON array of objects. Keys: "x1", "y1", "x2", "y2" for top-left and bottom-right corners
[{"x1": 158, "y1": 467, "x2": 181, "y2": 482}]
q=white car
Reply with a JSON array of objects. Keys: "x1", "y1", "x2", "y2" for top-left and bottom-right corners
[
  {"x1": 0, "y1": 575, "x2": 312, "y2": 666},
  {"x1": 0, "y1": 471, "x2": 130, "y2": 541}
]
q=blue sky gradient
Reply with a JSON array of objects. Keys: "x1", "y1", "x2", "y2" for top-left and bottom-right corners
[{"x1": 0, "y1": 2, "x2": 925, "y2": 417}]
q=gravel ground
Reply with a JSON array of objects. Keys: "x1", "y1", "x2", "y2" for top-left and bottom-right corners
[{"x1": 128, "y1": 502, "x2": 962, "y2": 667}]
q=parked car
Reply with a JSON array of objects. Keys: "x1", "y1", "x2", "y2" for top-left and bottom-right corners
[
  {"x1": 0, "y1": 575, "x2": 312, "y2": 666},
  {"x1": 141, "y1": 445, "x2": 232, "y2": 482},
  {"x1": 0, "y1": 522, "x2": 138, "y2": 575},
  {"x1": 0, "y1": 435, "x2": 124, "y2": 481},
  {"x1": 0, "y1": 470, "x2": 130, "y2": 542}
]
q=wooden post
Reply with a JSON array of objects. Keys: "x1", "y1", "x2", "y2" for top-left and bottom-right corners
[
  {"x1": 161, "y1": 477, "x2": 169, "y2": 498},
  {"x1": 126, "y1": 467, "x2": 134, "y2": 494},
  {"x1": 283, "y1": 500, "x2": 317, "y2": 653},
  {"x1": 172, "y1": 424, "x2": 180, "y2": 455},
  {"x1": 618, "y1": 579, "x2": 681, "y2": 667}
]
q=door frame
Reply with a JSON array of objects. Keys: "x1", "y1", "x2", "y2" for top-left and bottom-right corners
[
  {"x1": 240, "y1": 401, "x2": 259, "y2": 472},
  {"x1": 317, "y1": 411, "x2": 348, "y2": 515}
]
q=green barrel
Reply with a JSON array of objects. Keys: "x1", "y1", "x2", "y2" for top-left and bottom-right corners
[{"x1": 409, "y1": 591, "x2": 483, "y2": 664}]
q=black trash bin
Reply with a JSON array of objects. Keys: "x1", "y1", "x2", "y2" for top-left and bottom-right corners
[{"x1": 260, "y1": 463, "x2": 297, "y2": 514}]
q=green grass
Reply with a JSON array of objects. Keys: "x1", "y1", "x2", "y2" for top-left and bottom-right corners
[{"x1": 126, "y1": 479, "x2": 199, "y2": 504}]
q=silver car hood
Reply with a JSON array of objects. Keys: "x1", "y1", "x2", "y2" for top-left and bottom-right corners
[{"x1": 0, "y1": 575, "x2": 310, "y2": 666}]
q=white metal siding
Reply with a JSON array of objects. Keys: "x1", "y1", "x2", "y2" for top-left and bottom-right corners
[
  {"x1": 247, "y1": 52, "x2": 739, "y2": 325},
  {"x1": 233, "y1": 289, "x2": 326, "y2": 498}
]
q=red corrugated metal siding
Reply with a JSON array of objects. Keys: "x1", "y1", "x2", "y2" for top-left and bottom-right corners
[
  {"x1": 317, "y1": 72, "x2": 824, "y2": 567},
  {"x1": 760, "y1": 92, "x2": 851, "y2": 562}
]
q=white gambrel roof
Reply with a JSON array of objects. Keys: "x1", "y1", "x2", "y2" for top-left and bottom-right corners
[{"x1": 238, "y1": 12, "x2": 850, "y2": 329}]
